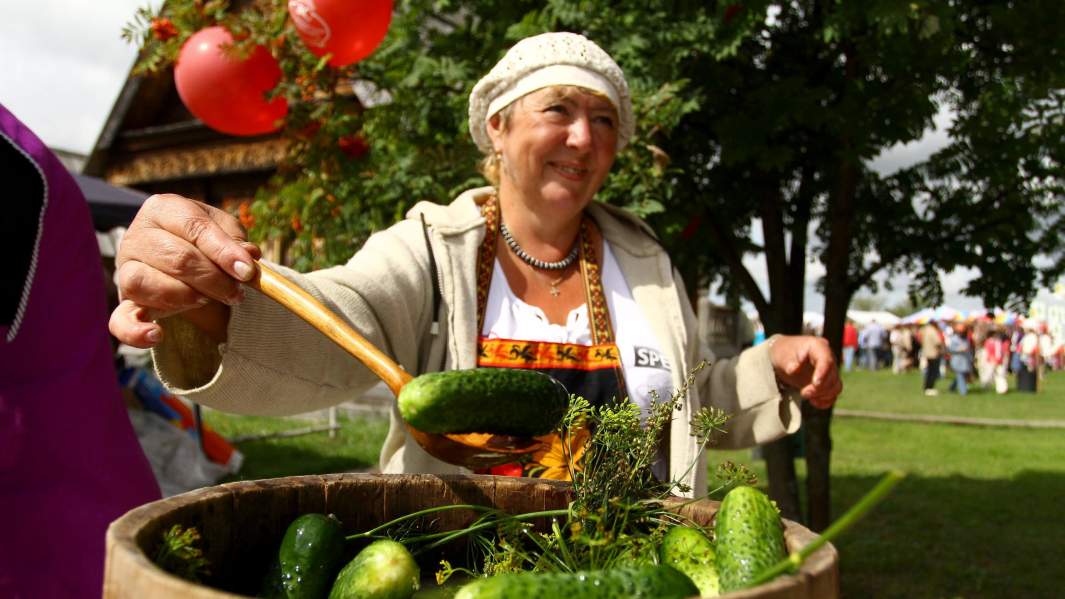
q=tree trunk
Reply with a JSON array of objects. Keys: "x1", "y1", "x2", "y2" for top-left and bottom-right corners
[
  {"x1": 811, "y1": 268, "x2": 851, "y2": 531},
  {"x1": 814, "y1": 103, "x2": 861, "y2": 530},
  {"x1": 762, "y1": 437, "x2": 802, "y2": 522},
  {"x1": 802, "y1": 402, "x2": 833, "y2": 531},
  {"x1": 757, "y1": 179, "x2": 807, "y2": 524}
]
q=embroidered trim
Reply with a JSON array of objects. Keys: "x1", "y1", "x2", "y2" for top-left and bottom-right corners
[
  {"x1": 0, "y1": 130, "x2": 49, "y2": 343},
  {"x1": 578, "y1": 217, "x2": 628, "y2": 396},
  {"x1": 479, "y1": 337, "x2": 622, "y2": 370},
  {"x1": 476, "y1": 197, "x2": 500, "y2": 333},
  {"x1": 477, "y1": 195, "x2": 617, "y2": 344},
  {"x1": 579, "y1": 219, "x2": 614, "y2": 344}
]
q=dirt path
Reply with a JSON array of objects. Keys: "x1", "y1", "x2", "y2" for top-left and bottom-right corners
[{"x1": 834, "y1": 408, "x2": 1065, "y2": 429}]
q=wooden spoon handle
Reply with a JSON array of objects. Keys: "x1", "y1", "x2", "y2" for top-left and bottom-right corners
[{"x1": 249, "y1": 261, "x2": 412, "y2": 396}]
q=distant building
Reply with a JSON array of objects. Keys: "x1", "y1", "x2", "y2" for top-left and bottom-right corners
[
  {"x1": 83, "y1": 65, "x2": 367, "y2": 261},
  {"x1": 697, "y1": 295, "x2": 754, "y2": 359},
  {"x1": 1029, "y1": 285, "x2": 1065, "y2": 342},
  {"x1": 83, "y1": 66, "x2": 284, "y2": 216}
]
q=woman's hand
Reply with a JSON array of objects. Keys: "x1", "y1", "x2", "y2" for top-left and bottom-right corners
[
  {"x1": 767, "y1": 335, "x2": 842, "y2": 409},
  {"x1": 108, "y1": 194, "x2": 260, "y2": 349}
]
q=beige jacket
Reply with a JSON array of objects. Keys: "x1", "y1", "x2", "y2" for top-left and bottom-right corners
[
  {"x1": 920, "y1": 324, "x2": 944, "y2": 359},
  {"x1": 153, "y1": 188, "x2": 800, "y2": 496}
]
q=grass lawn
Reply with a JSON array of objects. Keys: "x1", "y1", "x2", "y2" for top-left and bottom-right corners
[
  {"x1": 203, "y1": 411, "x2": 389, "y2": 481},
  {"x1": 838, "y1": 365, "x2": 1065, "y2": 421},
  {"x1": 203, "y1": 369, "x2": 1064, "y2": 598}
]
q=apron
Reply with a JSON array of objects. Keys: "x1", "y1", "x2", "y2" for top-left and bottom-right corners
[{"x1": 475, "y1": 197, "x2": 625, "y2": 479}]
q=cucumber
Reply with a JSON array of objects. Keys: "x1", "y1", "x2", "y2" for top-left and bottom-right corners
[
  {"x1": 398, "y1": 369, "x2": 568, "y2": 436},
  {"x1": 328, "y1": 539, "x2": 419, "y2": 599},
  {"x1": 659, "y1": 525, "x2": 720, "y2": 597},
  {"x1": 261, "y1": 513, "x2": 346, "y2": 599},
  {"x1": 714, "y1": 486, "x2": 787, "y2": 593},
  {"x1": 452, "y1": 565, "x2": 698, "y2": 599}
]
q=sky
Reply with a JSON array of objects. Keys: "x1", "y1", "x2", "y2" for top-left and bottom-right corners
[
  {"x1": 0, "y1": 1, "x2": 1011, "y2": 316},
  {"x1": 0, "y1": 0, "x2": 156, "y2": 154}
]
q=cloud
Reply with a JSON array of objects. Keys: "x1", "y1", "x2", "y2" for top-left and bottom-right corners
[
  {"x1": 0, "y1": 0, "x2": 155, "y2": 153},
  {"x1": 866, "y1": 105, "x2": 954, "y2": 177}
]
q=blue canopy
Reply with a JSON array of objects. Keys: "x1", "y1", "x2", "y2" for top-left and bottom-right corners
[{"x1": 72, "y1": 173, "x2": 148, "y2": 230}]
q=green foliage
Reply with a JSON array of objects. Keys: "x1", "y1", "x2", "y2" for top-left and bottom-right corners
[
  {"x1": 124, "y1": 0, "x2": 1065, "y2": 323},
  {"x1": 464, "y1": 364, "x2": 736, "y2": 574}
]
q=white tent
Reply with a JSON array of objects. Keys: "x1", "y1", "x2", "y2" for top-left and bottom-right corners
[
  {"x1": 933, "y1": 305, "x2": 962, "y2": 321},
  {"x1": 802, "y1": 311, "x2": 825, "y2": 329},
  {"x1": 901, "y1": 307, "x2": 935, "y2": 324},
  {"x1": 901, "y1": 305, "x2": 966, "y2": 324},
  {"x1": 800, "y1": 310, "x2": 901, "y2": 328},
  {"x1": 847, "y1": 310, "x2": 901, "y2": 327}
]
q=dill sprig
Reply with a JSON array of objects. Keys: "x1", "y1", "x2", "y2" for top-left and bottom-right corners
[
  {"x1": 153, "y1": 524, "x2": 211, "y2": 582},
  {"x1": 571, "y1": 360, "x2": 730, "y2": 509},
  {"x1": 443, "y1": 361, "x2": 733, "y2": 575}
]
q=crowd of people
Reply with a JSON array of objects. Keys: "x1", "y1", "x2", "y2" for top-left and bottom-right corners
[{"x1": 841, "y1": 317, "x2": 1061, "y2": 395}]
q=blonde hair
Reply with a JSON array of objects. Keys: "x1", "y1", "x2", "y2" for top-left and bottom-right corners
[
  {"x1": 478, "y1": 102, "x2": 515, "y2": 187},
  {"x1": 477, "y1": 85, "x2": 616, "y2": 187}
]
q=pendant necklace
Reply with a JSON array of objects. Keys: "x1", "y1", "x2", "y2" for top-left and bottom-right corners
[
  {"x1": 500, "y1": 221, "x2": 579, "y2": 297},
  {"x1": 544, "y1": 272, "x2": 566, "y2": 297}
]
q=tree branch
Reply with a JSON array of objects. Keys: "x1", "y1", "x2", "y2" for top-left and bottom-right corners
[
  {"x1": 847, "y1": 212, "x2": 1022, "y2": 295},
  {"x1": 786, "y1": 165, "x2": 814, "y2": 329},
  {"x1": 705, "y1": 212, "x2": 769, "y2": 316},
  {"x1": 760, "y1": 176, "x2": 788, "y2": 303}
]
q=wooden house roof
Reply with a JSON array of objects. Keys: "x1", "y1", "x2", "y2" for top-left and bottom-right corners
[{"x1": 84, "y1": 66, "x2": 285, "y2": 188}]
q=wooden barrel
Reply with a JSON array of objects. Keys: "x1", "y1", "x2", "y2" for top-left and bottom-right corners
[{"x1": 104, "y1": 474, "x2": 838, "y2": 598}]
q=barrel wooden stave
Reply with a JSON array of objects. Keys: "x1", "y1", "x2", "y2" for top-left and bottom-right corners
[{"x1": 104, "y1": 474, "x2": 837, "y2": 598}]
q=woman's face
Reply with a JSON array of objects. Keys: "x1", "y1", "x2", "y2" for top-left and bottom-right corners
[{"x1": 487, "y1": 86, "x2": 618, "y2": 214}]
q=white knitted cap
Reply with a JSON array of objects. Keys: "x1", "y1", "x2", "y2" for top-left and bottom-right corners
[{"x1": 468, "y1": 32, "x2": 634, "y2": 154}]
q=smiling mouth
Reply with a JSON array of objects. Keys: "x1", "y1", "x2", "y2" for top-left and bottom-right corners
[{"x1": 551, "y1": 162, "x2": 589, "y2": 180}]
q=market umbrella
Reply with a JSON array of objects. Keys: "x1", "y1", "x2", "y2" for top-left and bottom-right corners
[
  {"x1": 933, "y1": 305, "x2": 962, "y2": 322},
  {"x1": 72, "y1": 173, "x2": 149, "y2": 230},
  {"x1": 902, "y1": 307, "x2": 935, "y2": 324},
  {"x1": 994, "y1": 310, "x2": 1020, "y2": 325}
]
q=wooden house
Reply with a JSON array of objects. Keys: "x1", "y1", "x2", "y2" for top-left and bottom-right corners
[{"x1": 83, "y1": 66, "x2": 286, "y2": 214}]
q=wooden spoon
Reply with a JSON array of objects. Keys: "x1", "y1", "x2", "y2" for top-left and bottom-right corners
[{"x1": 248, "y1": 261, "x2": 544, "y2": 468}]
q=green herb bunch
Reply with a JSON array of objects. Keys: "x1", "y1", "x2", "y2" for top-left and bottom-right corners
[{"x1": 423, "y1": 363, "x2": 754, "y2": 583}]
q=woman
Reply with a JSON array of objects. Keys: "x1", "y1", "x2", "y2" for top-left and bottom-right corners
[
  {"x1": 109, "y1": 32, "x2": 840, "y2": 495},
  {"x1": 984, "y1": 330, "x2": 1010, "y2": 395},
  {"x1": 919, "y1": 321, "x2": 945, "y2": 396},
  {"x1": 947, "y1": 323, "x2": 973, "y2": 396},
  {"x1": 1016, "y1": 322, "x2": 1041, "y2": 392}
]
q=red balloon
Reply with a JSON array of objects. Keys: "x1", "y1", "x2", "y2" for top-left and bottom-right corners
[
  {"x1": 174, "y1": 27, "x2": 288, "y2": 136},
  {"x1": 288, "y1": 0, "x2": 393, "y2": 67}
]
